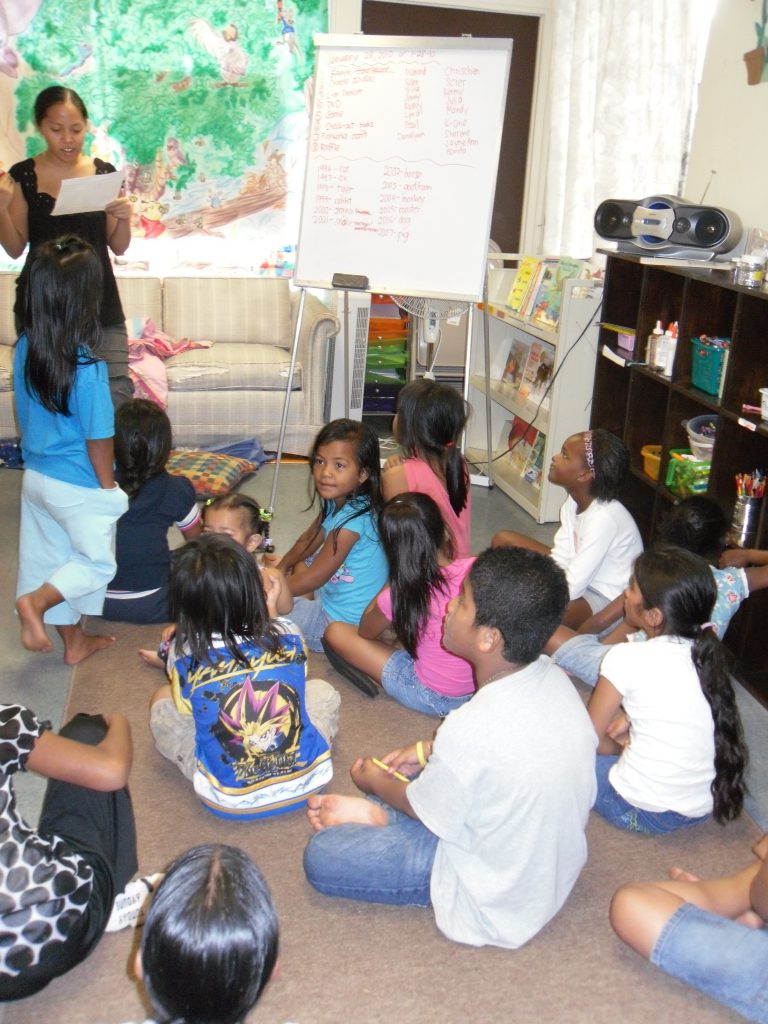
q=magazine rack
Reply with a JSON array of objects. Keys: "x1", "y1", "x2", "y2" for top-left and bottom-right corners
[{"x1": 464, "y1": 275, "x2": 603, "y2": 523}]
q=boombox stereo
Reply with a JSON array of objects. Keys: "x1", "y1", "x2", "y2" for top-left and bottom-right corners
[{"x1": 594, "y1": 195, "x2": 743, "y2": 260}]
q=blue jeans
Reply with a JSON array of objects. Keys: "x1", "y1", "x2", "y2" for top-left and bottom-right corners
[
  {"x1": 381, "y1": 649, "x2": 473, "y2": 717},
  {"x1": 594, "y1": 755, "x2": 709, "y2": 834},
  {"x1": 288, "y1": 596, "x2": 331, "y2": 652},
  {"x1": 303, "y1": 799, "x2": 438, "y2": 906},
  {"x1": 552, "y1": 633, "x2": 607, "y2": 688},
  {"x1": 652, "y1": 902, "x2": 768, "y2": 1023}
]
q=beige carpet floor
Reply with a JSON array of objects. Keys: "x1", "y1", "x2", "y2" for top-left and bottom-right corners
[{"x1": 7, "y1": 618, "x2": 759, "y2": 1024}]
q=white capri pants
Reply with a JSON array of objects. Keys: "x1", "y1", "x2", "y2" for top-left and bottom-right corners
[{"x1": 17, "y1": 469, "x2": 128, "y2": 626}]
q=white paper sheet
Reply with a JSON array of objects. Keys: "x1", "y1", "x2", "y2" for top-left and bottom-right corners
[{"x1": 51, "y1": 169, "x2": 123, "y2": 216}]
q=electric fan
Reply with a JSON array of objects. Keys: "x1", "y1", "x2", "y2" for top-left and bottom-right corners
[{"x1": 390, "y1": 295, "x2": 470, "y2": 379}]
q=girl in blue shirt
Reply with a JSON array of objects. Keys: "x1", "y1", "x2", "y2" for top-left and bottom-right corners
[
  {"x1": 14, "y1": 234, "x2": 128, "y2": 663},
  {"x1": 270, "y1": 418, "x2": 387, "y2": 652}
]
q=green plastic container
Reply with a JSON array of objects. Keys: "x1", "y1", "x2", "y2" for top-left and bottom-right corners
[{"x1": 664, "y1": 448, "x2": 711, "y2": 496}]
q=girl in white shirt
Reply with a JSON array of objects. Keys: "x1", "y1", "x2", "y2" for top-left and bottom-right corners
[{"x1": 588, "y1": 546, "x2": 747, "y2": 834}]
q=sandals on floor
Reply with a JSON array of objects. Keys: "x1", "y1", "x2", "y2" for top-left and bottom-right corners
[{"x1": 320, "y1": 638, "x2": 379, "y2": 698}]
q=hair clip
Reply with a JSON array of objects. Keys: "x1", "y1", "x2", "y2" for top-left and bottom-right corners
[
  {"x1": 204, "y1": 497, "x2": 215, "y2": 507},
  {"x1": 54, "y1": 241, "x2": 67, "y2": 252},
  {"x1": 583, "y1": 430, "x2": 595, "y2": 475},
  {"x1": 445, "y1": 441, "x2": 454, "y2": 448}
]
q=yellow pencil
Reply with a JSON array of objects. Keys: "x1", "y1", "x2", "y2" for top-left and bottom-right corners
[{"x1": 371, "y1": 757, "x2": 410, "y2": 783}]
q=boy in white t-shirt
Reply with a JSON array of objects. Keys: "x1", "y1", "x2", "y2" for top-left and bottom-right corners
[{"x1": 303, "y1": 547, "x2": 597, "y2": 949}]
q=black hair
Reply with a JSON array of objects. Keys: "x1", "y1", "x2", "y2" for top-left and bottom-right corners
[
  {"x1": 379, "y1": 493, "x2": 449, "y2": 658},
  {"x1": 305, "y1": 418, "x2": 383, "y2": 552},
  {"x1": 114, "y1": 399, "x2": 172, "y2": 499},
  {"x1": 34, "y1": 85, "x2": 88, "y2": 125},
  {"x1": 659, "y1": 496, "x2": 729, "y2": 563},
  {"x1": 169, "y1": 534, "x2": 280, "y2": 668},
  {"x1": 633, "y1": 545, "x2": 747, "y2": 824},
  {"x1": 469, "y1": 547, "x2": 569, "y2": 664},
  {"x1": 203, "y1": 492, "x2": 263, "y2": 536},
  {"x1": 22, "y1": 234, "x2": 102, "y2": 415},
  {"x1": 141, "y1": 844, "x2": 278, "y2": 1024},
  {"x1": 394, "y1": 379, "x2": 469, "y2": 515},
  {"x1": 588, "y1": 428, "x2": 629, "y2": 501}
]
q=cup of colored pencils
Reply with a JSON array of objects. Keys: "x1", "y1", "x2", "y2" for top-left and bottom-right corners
[{"x1": 730, "y1": 471, "x2": 765, "y2": 548}]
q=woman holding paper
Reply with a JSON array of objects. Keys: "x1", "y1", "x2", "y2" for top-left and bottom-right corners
[{"x1": 0, "y1": 86, "x2": 132, "y2": 408}]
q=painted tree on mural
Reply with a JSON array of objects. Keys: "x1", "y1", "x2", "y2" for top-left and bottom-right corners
[{"x1": 10, "y1": 0, "x2": 326, "y2": 254}]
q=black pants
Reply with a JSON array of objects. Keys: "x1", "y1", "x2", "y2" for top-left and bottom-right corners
[{"x1": 0, "y1": 714, "x2": 138, "y2": 1001}]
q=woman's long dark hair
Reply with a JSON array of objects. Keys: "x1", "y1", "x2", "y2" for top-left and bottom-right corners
[
  {"x1": 114, "y1": 399, "x2": 172, "y2": 498},
  {"x1": 634, "y1": 546, "x2": 747, "y2": 824},
  {"x1": 394, "y1": 379, "x2": 469, "y2": 515},
  {"x1": 379, "y1": 493, "x2": 448, "y2": 658},
  {"x1": 22, "y1": 235, "x2": 103, "y2": 415},
  {"x1": 169, "y1": 534, "x2": 281, "y2": 668},
  {"x1": 141, "y1": 844, "x2": 279, "y2": 1024}
]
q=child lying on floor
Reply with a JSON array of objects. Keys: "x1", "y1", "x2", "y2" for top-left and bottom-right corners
[{"x1": 303, "y1": 547, "x2": 597, "y2": 949}]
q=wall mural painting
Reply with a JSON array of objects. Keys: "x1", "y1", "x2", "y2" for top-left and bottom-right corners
[{"x1": 0, "y1": 0, "x2": 327, "y2": 273}]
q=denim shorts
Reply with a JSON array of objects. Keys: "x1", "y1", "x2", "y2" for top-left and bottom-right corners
[
  {"x1": 552, "y1": 633, "x2": 607, "y2": 688},
  {"x1": 652, "y1": 901, "x2": 768, "y2": 1022},
  {"x1": 381, "y1": 649, "x2": 472, "y2": 717},
  {"x1": 288, "y1": 596, "x2": 331, "y2": 652},
  {"x1": 594, "y1": 755, "x2": 709, "y2": 834}
]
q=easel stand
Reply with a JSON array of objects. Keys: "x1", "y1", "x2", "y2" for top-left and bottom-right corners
[{"x1": 266, "y1": 274, "x2": 370, "y2": 529}]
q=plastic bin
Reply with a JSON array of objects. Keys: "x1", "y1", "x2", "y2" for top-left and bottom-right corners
[
  {"x1": 641, "y1": 444, "x2": 661, "y2": 481},
  {"x1": 690, "y1": 336, "x2": 729, "y2": 396},
  {"x1": 665, "y1": 449, "x2": 711, "y2": 496},
  {"x1": 684, "y1": 414, "x2": 718, "y2": 461}
]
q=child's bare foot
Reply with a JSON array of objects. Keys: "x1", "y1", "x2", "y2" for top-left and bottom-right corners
[
  {"x1": 139, "y1": 649, "x2": 164, "y2": 669},
  {"x1": 57, "y1": 625, "x2": 116, "y2": 665},
  {"x1": 669, "y1": 866, "x2": 701, "y2": 883},
  {"x1": 306, "y1": 794, "x2": 388, "y2": 832},
  {"x1": 16, "y1": 593, "x2": 54, "y2": 653}
]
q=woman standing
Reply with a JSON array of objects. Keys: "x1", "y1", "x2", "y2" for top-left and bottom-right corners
[{"x1": 0, "y1": 85, "x2": 132, "y2": 408}]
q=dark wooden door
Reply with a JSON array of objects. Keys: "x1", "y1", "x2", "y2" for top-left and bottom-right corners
[{"x1": 361, "y1": 2, "x2": 539, "y2": 252}]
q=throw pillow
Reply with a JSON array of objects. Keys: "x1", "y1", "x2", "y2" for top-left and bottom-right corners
[{"x1": 167, "y1": 449, "x2": 257, "y2": 499}]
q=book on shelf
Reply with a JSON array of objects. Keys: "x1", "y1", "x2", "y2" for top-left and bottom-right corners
[
  {"x1": 518, "y1": 340, "x2": 555, "y2": 405},
  {"x1": 519, "y1": 259, "x2": 555, "y2": 318},
  {"x1": 505, "y1": 415, "x2": 539, "y2": 475},
  {"x1": 531, "y1": 257, "x2": 589, "y2": 328},
  {"x1": 501, "y1": 336, "x2": 532, "y2": 392},
  {"x1": 522, "y1": 431, "x2": 546, "y2": 488},
  {"x1": 506, "y1": 256, "x2": 541, "y2": 313}
]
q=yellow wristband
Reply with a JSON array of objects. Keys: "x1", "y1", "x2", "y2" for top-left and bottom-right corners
[{"x1": 416, "y1": 740, "x2": 428, "y2": 768}]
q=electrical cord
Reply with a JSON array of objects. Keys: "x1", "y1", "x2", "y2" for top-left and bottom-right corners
[{"x1": 476, "y1": 295, "x2": 604, "y2": 466}]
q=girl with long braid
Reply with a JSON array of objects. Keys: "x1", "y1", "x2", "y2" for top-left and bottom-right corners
[{"x1": 588, "y1": 546, "x2": 747, "y2": 834}]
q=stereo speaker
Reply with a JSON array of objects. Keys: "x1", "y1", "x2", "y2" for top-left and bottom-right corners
[{"x1": 594, "y1": 195, "x2": 743, "y2": 260}]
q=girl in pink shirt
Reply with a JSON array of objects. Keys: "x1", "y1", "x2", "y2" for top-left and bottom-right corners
[
  {"x1": 382, "y1": 379, "x2": 472, "y2": 557},
  {"x1": 323, "y1": 492, "x2": 476, "y2": 715}
]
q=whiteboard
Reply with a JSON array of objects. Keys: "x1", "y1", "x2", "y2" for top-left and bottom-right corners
[{"x1": 294, "y1": 35, "x2": 512, "y2": 301}]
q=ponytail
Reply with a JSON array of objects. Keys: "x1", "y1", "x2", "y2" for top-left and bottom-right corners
[{"x1": 692, "y1": 627, "x2": 748, "y2": 824}]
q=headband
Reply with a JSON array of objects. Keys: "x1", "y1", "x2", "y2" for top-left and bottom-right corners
[{"x1": 583, "y1": 430, "x2": 595, "y2": 475}]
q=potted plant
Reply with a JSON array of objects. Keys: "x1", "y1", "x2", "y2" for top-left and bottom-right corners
[{"x1": 744, "y1": 0, "x2": 768, "y2": 84}]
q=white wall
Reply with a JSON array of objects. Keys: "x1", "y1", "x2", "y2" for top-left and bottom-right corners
[{"x1": 687, "y1": 0, "x2": 768, "y2": 229}]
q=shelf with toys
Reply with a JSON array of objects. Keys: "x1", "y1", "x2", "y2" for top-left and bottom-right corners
[{"x1": 590, "y1": 251, "x2": 768, "y2": 703}]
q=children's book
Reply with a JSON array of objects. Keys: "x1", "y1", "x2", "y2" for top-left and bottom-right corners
[
  {"x1": 501, "y1": 336, "x2": 531, "y2": 391},
  {"x1": 520, "y1": 259, "x2": 557, "y2": 318},
  {"x1": 506, "y1": 256, "x2": 541, "y2": 313},
  {"x1": 523, "y1": 431, "x2": 546, "y2": 488},
  {"x1": 519, "y1": 341, "x2": 555, "y2": 404},
  {"x1": 532, "y1": 257, "x2": 589, "y2": 328},
  {"x1": 506, "y1": 416, "x2": 539, "y2": 475}
]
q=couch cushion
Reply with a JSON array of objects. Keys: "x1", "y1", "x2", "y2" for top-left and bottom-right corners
[
  {"x1": 163, "y1": 277, "x2": 292, "y2": 348},
  {"x1": 165, "y1": 343, "x2": 302, "y2": 392},
  {"x1": 0, "y1": 344, "x2": 13, "y2": 390}
]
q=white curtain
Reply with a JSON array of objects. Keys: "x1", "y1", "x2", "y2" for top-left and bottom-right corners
[{"x1": 541, "y1": 0, "x2": 714, "y2": 257}]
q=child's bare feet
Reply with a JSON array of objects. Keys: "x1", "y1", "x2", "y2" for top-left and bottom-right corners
[
  {"x1": 57, "y1": 624, "x2": 116, "y2": 665},
  {"x1": 16, "y1": 592, "x2": 54, "y2": 653},
  {"x1": 306, "y1": 794, "x2": 388, "y2": 832},
  {"x1": 139, "y1": 649, "x2": 164, "y2": 669}
]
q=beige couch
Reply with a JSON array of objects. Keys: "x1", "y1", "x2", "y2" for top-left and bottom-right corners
[{"x1": 0, "y1": 272, "x2": 339, "y2": 456}]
